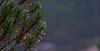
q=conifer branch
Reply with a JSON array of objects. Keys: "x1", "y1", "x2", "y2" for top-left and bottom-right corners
[
  {"x1": 0, "y1": 16, "x2": 40, "y2": 50},
  {"x1": 26, "y1": 6, "x2": 40, "y2": 13},
  {"x1": 0, "y1": 0, "x2": 46, "y2": 50},
  {"x1": 16, "y1": 16, "x2": 40, "y2": 43}
]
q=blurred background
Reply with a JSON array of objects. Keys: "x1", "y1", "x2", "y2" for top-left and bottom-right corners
[{"x1": 34, "y1": 0, "x2": 100, "y2": 51}]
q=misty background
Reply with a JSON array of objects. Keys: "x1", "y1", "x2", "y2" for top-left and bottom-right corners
[{"x1": 34, "y1": 0, "x2": 100, "y2": 51}]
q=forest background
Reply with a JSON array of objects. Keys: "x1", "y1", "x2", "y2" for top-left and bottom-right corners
[{"x1": 37, "y1": 0, "x2": 100, "y2": 51}]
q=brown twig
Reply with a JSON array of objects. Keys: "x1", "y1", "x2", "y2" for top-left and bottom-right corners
[
  {"x1": 8, "y1": 43, "x2": 17, "y2": 51},
  {"x1": 0, "y1": 0, "x2": 4, "y2": 6},
  {"x1": 0, "y1": 16, "x2": 40, "y2": 50},
  {"x1": 0, "y1": 17, "x2": 6, "y2": 26},
  {"x1": 13, "y1": 11, "x2": 20, "y2": 25},
  {"x1": 24, "y1": 45, "x2": 30, "y2": 51},
  {"x1": 18, "y1": 0, "x2": 26, "y2": 5}
]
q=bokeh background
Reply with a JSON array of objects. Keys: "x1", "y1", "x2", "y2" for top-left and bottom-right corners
[{"x1": 34, "y1": 0, "x2": 100, "y2": 51}]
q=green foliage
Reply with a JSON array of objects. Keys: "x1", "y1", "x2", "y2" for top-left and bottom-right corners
[{"x1": 0, "y1": 0, "x2": 46, "y2": 51}]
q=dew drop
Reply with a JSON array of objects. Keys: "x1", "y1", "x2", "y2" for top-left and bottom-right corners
[
  {"x1": 40, "y1": 36, "x2": 44, "y2": 40},
  {"x1": 37, "y1": 39, "x2": 40, "y2": 43},
  {"x1": 34, "y1": 46, "x2": 36, "y2": 47},
  {"x1": 41, "y1": 38, "x2": 44, "y2": 40},
  {"x1": 35, "y1": 48, "x2": 37, "y2": 50},
  {"x1": 33, "y1": 1, "x2": 36, "y2": 3},
  {"x1": 43, "y1": 33, "x2": 46, "y2": 35},
  {"x1": 31, "y1": 48, "x2": 34, "y2": 49}
]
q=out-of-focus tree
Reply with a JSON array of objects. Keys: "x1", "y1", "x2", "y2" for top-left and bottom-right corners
[{"x1": 43, "y1": 0, "x2": 100, "y2": 51}]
